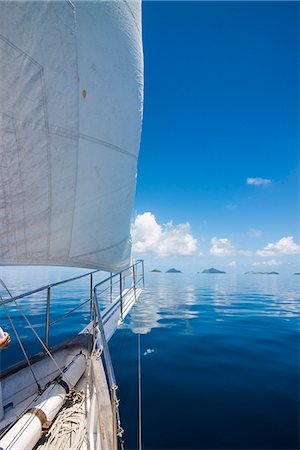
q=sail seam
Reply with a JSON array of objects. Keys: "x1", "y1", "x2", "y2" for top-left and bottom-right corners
[
  {"x1": 0, "y1": 112, "x2": 28, "y2": 257},
  {"x1": 0, "y1": 33, "x2": 42, "y2": 69},
  {"x1": 0, "y1": 109, "x2": 136, "y2": 161},
  {"x1": 71, "y1": 236, "x2": 128, "y2": 259},
  {"x1": 0, "y1": 33, "x2": 52, "y2": 259},
  {"x1": 66, "y1": 0, "x2": 80, "y2": 261},
  {"x1": 50, "y1": 127, "x2": 136, "y2": 160},
  {"x1": 79, "y1": 133, "x2": 137, "y2": 160}
]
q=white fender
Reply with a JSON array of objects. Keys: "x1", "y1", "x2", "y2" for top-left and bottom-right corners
[{"x1": 0, "y1": 353, "x2": 86, "y2": 450}]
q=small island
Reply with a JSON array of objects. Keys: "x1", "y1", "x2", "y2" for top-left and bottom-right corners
[
  {"x1": 245, "y1": 271, "x2": 279, "y2": 275},
  {"x1": 150, "y1": 269, "x2": 162, "y2": 273},
  {"x1": 201, "y1": 268, "x2": 226, "y2": 274},
  {"x1": 166, "y1": 268, "x2": 182, "y2": 273},
  {"x1": 293, "y1": 273, "x2": 300, "y2": 275}
]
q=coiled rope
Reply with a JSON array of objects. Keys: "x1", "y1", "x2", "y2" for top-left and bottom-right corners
[{"x1": 43, "y1": 391, "x2": 86, "y2": 450}]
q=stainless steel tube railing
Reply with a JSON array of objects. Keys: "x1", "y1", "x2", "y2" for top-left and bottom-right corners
[{"x1": 0, "y1": 260, "x2": 144, "y2": 349}]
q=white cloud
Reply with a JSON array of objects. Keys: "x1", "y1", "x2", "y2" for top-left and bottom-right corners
[
  {"x1": 252, "y1": 259, "x2": 281, "y2": 267},
  {"x1": 246, "y1": 177, "x2": 271, "y2": 186},
  {"x1": 256, "y1": 236, "x2": 300, "y2": 257},
  {"x1": 210, "y1": 237, "x2": 252, "y2": 257},
  {"x1": 131, "y1": 212, "x2": 198, "y2": 257},
  {"x1": 228, "y1": 261, "x2": 236, "y2": 267},
  {"x1": 210, "y1": 237, "x2": 235, "y2": 257},
  {"x1": 247, "y1": 228, "x2": 262, "y2": 237}
]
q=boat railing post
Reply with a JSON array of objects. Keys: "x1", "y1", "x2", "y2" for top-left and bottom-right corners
[
  {"x1": 90, "y1": 273, "x2": 93, "y2": 321},
  {"x1": 45, "y1": 287, "x2": 51, "y2": 348},
  {"x1": 132, "y1": 263, "x2": 136, "y2": 300},
  {"x1": 141, "y1": 260, "x2": 145, "y2": 288},
  {"x1": 92, "y1": 294, "x2": 97, "y2": 346},
  {"x1": 94, "y1": 288, "x2": 116, "y2": 385},
  {"x1": 119, "y1": 273, "x2": 123, "y2": 321}
]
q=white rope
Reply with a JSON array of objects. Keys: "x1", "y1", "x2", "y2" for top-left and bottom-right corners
[{"x1": 43, "y1": 391, "x2": 86, "y2": 450}]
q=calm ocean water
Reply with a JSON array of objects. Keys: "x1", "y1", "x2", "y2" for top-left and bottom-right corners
[{"x1": 0, "y1": 268, "x2": 299, "y2": 450}]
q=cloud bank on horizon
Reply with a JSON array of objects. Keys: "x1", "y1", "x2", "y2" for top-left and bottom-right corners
[
  {"x1": 131, "y1": 213, "x2": 300, "y2": 268},
  {"x1": 252, "y1": 259, "x2": 281, "y2": 267},
  {"x1": 256, "y1": 236, "x2": 300, "y2": 257}
]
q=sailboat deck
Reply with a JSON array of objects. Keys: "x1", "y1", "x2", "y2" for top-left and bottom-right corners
[
  {"x1": 0, "y1": 337, "x2": 90, "y2": 431},
  {"x1": 35, "y1": 352, "x2": 114, "y2": 450},
  {"x1": 1, "y1": 339, "x2": 114, "y2": 450}
]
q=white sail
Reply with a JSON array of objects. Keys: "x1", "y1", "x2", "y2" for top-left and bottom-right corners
[{"x1": 0, "y1": 0, "x2": 143, "y2": 271}]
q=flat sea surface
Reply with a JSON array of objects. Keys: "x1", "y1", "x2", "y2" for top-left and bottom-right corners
[{"x1": 0, "y1": 267, "x2": 299, "y2": 450}]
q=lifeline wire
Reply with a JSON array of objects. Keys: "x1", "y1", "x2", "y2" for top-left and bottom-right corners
[{"x1": 0, "y1": 292, "x2": 42, "y2": 393}]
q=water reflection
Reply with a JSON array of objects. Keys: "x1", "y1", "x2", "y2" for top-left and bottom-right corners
[
  {"x1": 126, "y1": 273, "x2": 300, "y2": 335},
  {"x1": 1, "y1": 269, "x2": 299, "y2": 369}
]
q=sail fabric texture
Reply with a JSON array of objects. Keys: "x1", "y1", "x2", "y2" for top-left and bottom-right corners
[{"x1": 0, "y1": 1, "x2": 143, "y2": 271}]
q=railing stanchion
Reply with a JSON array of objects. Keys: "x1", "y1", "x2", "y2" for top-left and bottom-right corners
[
  {"x1": 132, "y1": 263, "x2": 136, "y2": 300},
  {"x1": 90, "y1": 273, "x2": 93, "y2": 321},
  {"x1": 45, "y1": 287, "x2": 51, "y2": 348},
  {"x1": 141, "y1": 260, "x2": 145, "y2": 288}
]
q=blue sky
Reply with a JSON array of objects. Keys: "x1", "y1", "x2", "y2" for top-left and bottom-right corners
[{"x1": 132, "y1": 1, "x2": 299, "y2": 273}]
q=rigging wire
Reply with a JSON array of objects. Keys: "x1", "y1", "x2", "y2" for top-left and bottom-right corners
[
  {"x1": 0, "y1": 278, "x2": 72, "y2": 386},
  {"x1": 0, "y1": 292, "x2": 42, "y2": 393}
]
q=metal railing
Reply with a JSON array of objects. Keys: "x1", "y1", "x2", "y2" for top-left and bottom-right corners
[{"x1": 0, "y1": 260, "x2": 144, "y2": 349}]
